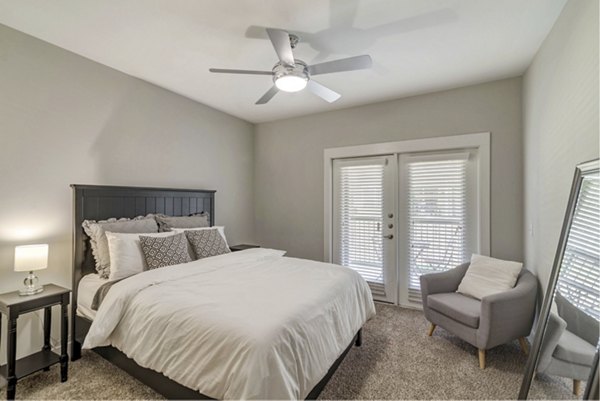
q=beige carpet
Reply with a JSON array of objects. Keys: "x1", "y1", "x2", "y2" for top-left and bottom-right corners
[{"x1": 1, "y1": 303, "x2": 579, "y2": 400}]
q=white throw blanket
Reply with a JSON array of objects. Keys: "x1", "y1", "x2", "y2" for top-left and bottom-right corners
[{"x1": 84, "y1": 248, "x2": 375, "y2": 400}]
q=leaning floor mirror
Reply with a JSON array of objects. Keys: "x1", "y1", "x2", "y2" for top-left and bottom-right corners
[{"x1": 520, "y1": 159, "x2": 599, "y2": 400}]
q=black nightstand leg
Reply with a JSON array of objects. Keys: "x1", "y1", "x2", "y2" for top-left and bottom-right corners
[
  {"x1": 60, "y1": 300, "x2": 68, "y2": 382},
  {"x1": 43, "y1": 307, "x2": 51, "y2": 371},
  {"x1": 6, "y1": 314, "x2": 17, "y2": 400}
]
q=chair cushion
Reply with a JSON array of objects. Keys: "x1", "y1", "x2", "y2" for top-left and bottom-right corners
[
  {"x1": 553, "y1": 330, "x2": 596, "y2": 367},
  {"x1": 427, "y1": 293, "x2": 481, "y2": 328}
]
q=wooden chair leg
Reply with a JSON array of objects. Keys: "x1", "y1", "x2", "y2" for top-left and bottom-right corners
[
  {"x1": 518, "y1": 337, "x2": 529, "y2": 355},
  {"x1": 427, "y1": 323, "x2": 436, "y2": 337},
  {"x1": 573, "y1": 379, "x2": 581, "y2": 396},
  {"x1": 478, "y1": 349, "x2": 486, "y2": 369}
]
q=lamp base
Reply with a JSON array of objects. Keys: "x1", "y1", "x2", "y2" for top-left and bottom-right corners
[
  {"x1": 19, "y1": 286, "x2": 43, "y2": 296},
  {"x1": 19, "y1": 271, "x2": 44, "y2": 296}
]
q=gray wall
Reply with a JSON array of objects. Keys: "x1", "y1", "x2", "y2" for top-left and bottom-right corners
[
  {"x1": 254, "y1": 77, "x2": 523, "y2": 263},
  {"x1": 0, "y1": 25, "x2": 255, "y2": 362},
  {"x1": 523, "y1": 0, "x2": 599, "y2": 289}
]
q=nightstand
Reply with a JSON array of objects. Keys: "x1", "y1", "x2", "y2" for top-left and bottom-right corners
[
  {"x1": 229, "y1": 244, "x2": 260, "y2": 252},
  {"x1": 0, "y1": 284, "x2": 70, "y2": 400}
]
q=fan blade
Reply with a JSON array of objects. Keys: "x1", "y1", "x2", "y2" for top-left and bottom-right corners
[
  {"x1": 266, "y1": 28, "x2": 295, "y2": 66},
  {"x1": 255, "y1": 86, "x2": 279, "y2": 105},
  {"x1": 308, "y1": 55, "x2": 372, "y2": 76},
  {"x1": 306, "y1": 80, "x2": 341, "y2": 103},
  {"x1": 209, "y1": 68, "x2": 273, "y2": 75}
]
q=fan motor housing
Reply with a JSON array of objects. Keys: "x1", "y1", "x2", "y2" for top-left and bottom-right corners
[{"x1": 272, "y1": 60, "x2": 309, "y2": 84}]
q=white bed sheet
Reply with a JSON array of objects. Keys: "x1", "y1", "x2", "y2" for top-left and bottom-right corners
[
  {"x1": 77, "y1": 273, "x2": 110, "y2": 320},
  {"x1": 83, "y1": 248, "x2": 375, "y2": 400}
]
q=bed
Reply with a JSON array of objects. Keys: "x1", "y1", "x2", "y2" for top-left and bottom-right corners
[{"x1": 71, "y1": 184, "x2": 375, "y2": 400}]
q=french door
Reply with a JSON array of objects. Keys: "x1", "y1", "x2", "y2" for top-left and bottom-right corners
[
  {"x1": 331, "y1": 149, "x2": 478, "y2": 306},
  {"x1": 332, "y1": 156, "x2": 398, "y2": 303},
  {"x1": 397, "y1": 152, "x2": 475, "y2": 305}
]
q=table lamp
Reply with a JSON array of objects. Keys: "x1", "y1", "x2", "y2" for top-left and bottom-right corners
[{"x1": 14, "y1": 244, "x2": 48, "y2": 296}]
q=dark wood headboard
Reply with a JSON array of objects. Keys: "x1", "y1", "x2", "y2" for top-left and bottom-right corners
[{"x1": 70, "y1": 184, "x2": 215, "y2": 322}]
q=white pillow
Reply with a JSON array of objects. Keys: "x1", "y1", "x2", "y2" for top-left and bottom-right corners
[
  {"x1": 106, "y1": 231, "x2": 176, "y2": 281},
  {"x1": 171, "y1": 226, "x2": 229, "y2": 247},
  {"x1": 457, "y1": 254, "x2": 523, "y2": 300}
]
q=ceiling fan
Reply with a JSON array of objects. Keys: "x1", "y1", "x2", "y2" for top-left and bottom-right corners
[{"x1": 209, "y1": 28, "x2": 372, "y2": 105}]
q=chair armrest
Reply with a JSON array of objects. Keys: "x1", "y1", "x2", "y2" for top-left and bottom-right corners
[
  {"x1": 477, "y1": 270, "x2": 538, "y2": 349},
  {"x1": 537, "y1": 312, "x2": 567, "y2": 373},
  {"x1": 555, "y1": 292, "x2": 600, "y2": 346},
  {"x1": 420, "y1": 263, "x2": 469, "y2": 304}
]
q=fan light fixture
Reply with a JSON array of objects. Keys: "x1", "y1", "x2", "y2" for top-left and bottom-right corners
[
  {"x1": 275, "y1": 75, "x2": 308, "y2": 92},
  {"x1": 272, "y1": 61, "x2": 309, "y2": 93}
]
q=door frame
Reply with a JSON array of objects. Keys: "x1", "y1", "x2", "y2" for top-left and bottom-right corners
[{"x1": 323, "y1": 132, "x2": 491, "y2": 282}]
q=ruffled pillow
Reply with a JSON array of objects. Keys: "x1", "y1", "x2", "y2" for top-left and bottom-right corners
[{"x1": 82, "y1": 215, "x2": 158, "y2": 278}]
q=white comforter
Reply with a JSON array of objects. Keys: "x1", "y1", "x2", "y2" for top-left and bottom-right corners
[{"x1": 84, "y1": 248, "x2": 375, "y2": 400}]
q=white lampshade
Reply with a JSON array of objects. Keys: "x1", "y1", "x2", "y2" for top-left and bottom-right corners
[{"x1": 14, "y1": 244, "x2": 48, "y2": 272}]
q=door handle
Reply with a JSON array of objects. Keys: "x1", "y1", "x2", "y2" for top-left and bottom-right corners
[{"x1": 383, "y1": 234, "x2": 394, "y2": 239}]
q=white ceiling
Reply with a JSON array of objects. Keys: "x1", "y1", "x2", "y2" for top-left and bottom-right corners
[{"x1": 0, "y1": 0, "x2": 566, "y2": 123}]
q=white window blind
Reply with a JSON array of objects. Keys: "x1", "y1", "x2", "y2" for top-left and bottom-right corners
[
  {"x1": 333, "y1": 159, "x2": 385, "y2": 288},
  {"x1": 407, "y1": 154, "x2": 469, "y2": 302},
  {"x1": 557, "y1": 176, "x2": 600, "y2": 321}
]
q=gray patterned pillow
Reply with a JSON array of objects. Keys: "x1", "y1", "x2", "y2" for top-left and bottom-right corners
[
  {"x1": 185, "y1": 229, "x2": 231, "y2": 260},
  {"x1": 139, "y1": 233, "x2": 192, "y2": 269}
]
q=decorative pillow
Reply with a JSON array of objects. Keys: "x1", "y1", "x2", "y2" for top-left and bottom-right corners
[
  {"x1": 106, "y1": 231, "x2": 177, "y2": 280},
  {"x1": 457, "y1": 254, "x2": 523, "y2": 300},
  {"x1": 139, "y1": 232, "x2": 192, "y2": 269},
  {"x1": 185, "y1": 228, "x2": 231, "y2": 260},
  {"x1": 171, "y1": 226, "x2": 229, "y2": 247},
  {"x1": 155, "y1": 212, "x2": 210, "y2": 232},
  {"x1": 82, "y1": 216, "x2": 158, "y2": 278}
]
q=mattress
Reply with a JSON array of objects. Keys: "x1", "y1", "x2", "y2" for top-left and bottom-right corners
[
  {"x1": 83, "y1": 248, "x2": 375, "y2": 400},
  {"x1": 77, "y1": 273, "x2": 110, "y2": 320}
]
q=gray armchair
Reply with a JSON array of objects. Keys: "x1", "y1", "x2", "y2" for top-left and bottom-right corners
[
  {"x1": 537, "y1": 292, "x2": 599, "y2": 395},
  {"x1": 420, "y1": 263, "x2": 538, "y2": 369}
]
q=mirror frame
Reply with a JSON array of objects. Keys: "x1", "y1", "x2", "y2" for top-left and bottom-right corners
[
  {"x1": 583, "y1": 352, "x2": 599, "y2": 399},
  {"x1": 519, "y1": 159, "x2": 600, "y2": 400}
]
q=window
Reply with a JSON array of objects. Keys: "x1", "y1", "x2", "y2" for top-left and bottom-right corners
[
  {"x1": 335, "y1": 161, "x2": 384, "y2": 282},
  {"x1": 557, "y1": 175, "x2": 600, "y2": 320},
  {"x1": 404, "y1": 153, "x2": 472, "y2": 302}
]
